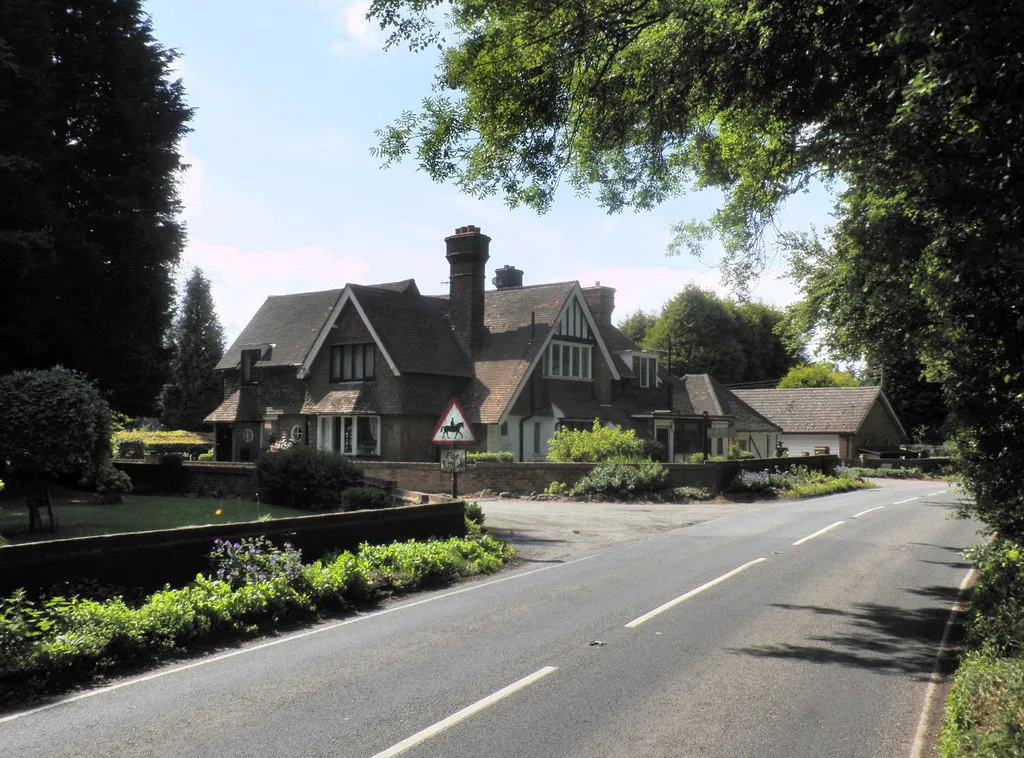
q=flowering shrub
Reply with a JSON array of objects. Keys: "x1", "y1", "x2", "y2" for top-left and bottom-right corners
[
  {"x1": 571, "y1": 460, "x2": 667, "y2": 497},
  {"x1": 267, "y1": 437, "x2": 294, "y2": 453},
  {"x1": 729, "y1": 465, "x2": 872, "y2": 498},
  {"x1": 209, "y1": 537, "x2": 303, "y2": 589}
]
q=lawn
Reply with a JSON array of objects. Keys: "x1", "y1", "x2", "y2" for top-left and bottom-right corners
[{"x1": 0, "y1": 490, "x2": 309, "y2": 545}]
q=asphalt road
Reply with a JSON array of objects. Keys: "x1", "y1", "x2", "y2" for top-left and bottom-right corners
[{"x1": 1, "y1": 481, "x2": 979, "y2": 757}]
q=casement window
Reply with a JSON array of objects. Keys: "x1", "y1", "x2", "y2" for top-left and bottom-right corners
[
  {"x1": 317, "y1": 415, "x2": 380, "y2": 457},
  {"x1": 554, "y1": 299, "x2": 591, "y2": 339},
  {"x1": 330, "y1": 343, "x2": 375, "y2": 382},
  {"x1": 632, "y1": 355, "x2": 658, "y2": 388},
  {"x1": 240, "y1": 349, "x2": 261, "y2": 385},
  {"x1": 544, "y1": 341, "x2": 592, "y2": 380}
]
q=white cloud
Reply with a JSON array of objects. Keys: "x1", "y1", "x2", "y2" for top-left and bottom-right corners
[
  {"x1": 324, "y1": 1, "x2": 383, "y2": 57},
  {"x1": 180, "y1": 240, "x2": 372, "y2": 343}
]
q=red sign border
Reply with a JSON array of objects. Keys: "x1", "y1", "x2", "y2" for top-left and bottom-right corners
[{"x1": 430, "y1": 397, "x2": 475, "y2": 445}]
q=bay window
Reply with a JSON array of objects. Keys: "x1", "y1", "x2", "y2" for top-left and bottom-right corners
[{"x1": 317, "y1": 415, "x2": 380, "y2": 456}]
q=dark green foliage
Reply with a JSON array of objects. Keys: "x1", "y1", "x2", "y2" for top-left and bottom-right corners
[
  {"x1": 154, "y1": 455, "x2": 187, "y2": 495},
  {"x1": 157, "y1": 268, "x2": 226, "y2": 431},
  {"x1": 0, "y1": 1, "x2": 192, "y2": 415},
  {"x1": 571, "y1": 461, "x2": 668, "y2": 498},
  {"x1": 0, "y1": 367, "x2": 112, "y2": 484},
  {"x1": 256, "y1": 445, "x2": 362, "y2": 510},
  {"x1": 87, "y1": 465, "x2": 133, "y2": 504},
  {"x1": 547, "y1": 419, "x2": 647, "y2": 462},
  {"x1": 340, "y1": 487, "x2": 393, "y2": 511},
  {"x1": 467, "y1": 451, "x2": 513, "y2": 462},
  {"x1": 617, "y1": 309, "x2": 657, "y2": 347},
  {"x1": 963, "y1": 540, "x2": 1024, "y2": 658}
]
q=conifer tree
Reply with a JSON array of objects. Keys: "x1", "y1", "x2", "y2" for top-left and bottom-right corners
[{"x1": 158, "y1": 268, "x2": 225, "y2": 431}]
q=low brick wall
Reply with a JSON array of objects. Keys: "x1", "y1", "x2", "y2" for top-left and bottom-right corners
[
  {"x1": 361, "y1": 455, "x2": 838, "y2": 495},
  {"x1": 0, "y1": 501, "x2": 466, "y2": 596},
  {"x1": 840, "y1": 456, "x2": 952, "y2": 474}
]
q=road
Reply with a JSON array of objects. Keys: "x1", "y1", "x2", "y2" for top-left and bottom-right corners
[{"x1": 1, "y1": 481, "x2": 978, "y2": 757}]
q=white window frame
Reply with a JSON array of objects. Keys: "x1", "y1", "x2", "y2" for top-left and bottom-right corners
[
  {"x1": 316, "y1": 415, "x2": 381, "y2": 456},
  {"x1": 289, "y1": 423, "x2": 304, "y2": 443},
  {"x1": 631, "y1": 354, "x2": 658, "y2": 388},
  {"x1": 555, "y1": 299, "x2": 591, "y2": 339},
  {"x1": 544, "y1": 341, "x2": 592, "y2": 380}
]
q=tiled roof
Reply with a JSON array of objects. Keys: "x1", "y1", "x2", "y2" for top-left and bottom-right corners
[
  {"x1": 217, "y1": 290, "x2": 342, "y2": 370},
  {"x1": 464, "y1": 282, "x2": 577, "y2": 423},
  {"x1": 203, "y1": 388, "x2": 264, "y2": 424},
  {"x1": 732, "y1": 386, "x2": 893, "y2": 434},
  {"x1": 349, "y1": 284, "x2": 472, "y2": 377}
]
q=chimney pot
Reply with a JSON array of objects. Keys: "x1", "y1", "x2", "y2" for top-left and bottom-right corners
[{"x1": 445, "y1": 225, "x2": 491, "y2": 354}]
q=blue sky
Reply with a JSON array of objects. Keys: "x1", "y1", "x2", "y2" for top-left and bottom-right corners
[{"x1": 146, "y1": 0, "x2": 838, "y2": 344}]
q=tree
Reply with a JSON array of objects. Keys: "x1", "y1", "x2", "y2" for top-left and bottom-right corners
[
  {"x1": 158, "y1": 268, "x2": 226, "y2": 431},
  {"x1": 777, "y1": 364, "x2": 860, "y2": 389},
  {"x1": 0, "y1": 367, "x2": 119, "y2": 529},
  {"x1": 369, "y1": 1, "x2": 1024, "y2": 536},
  {"x1": 617, "y1": 309, "x2": 656, "y2": 346},
  {"x1": 0, "y1": 1, "x2": 192, "y2": 415}
]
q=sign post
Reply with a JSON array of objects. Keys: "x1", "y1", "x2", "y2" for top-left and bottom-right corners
[{"x1": 431, "y1": 398, "x2": 475, "y2": 498}]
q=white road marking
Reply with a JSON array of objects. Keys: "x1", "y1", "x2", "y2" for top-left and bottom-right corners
[
  {"x1": 927, "y1": 490, "x2": 949, "y2": 497},
  {"x1": 625, "y1": 558, "x2": 767, "y2": 628},
  {"x1": 893, "y1": 497, "x2": 920, "y2": 505},
  {"x1": 370, "y1": 666, "x2": 558, "y2": 758},
  {"x1": 792, "y1": 521, "x2": 845, "y2": 546},
  {"x1": 852, "y1": 506, "x2": 885, "y2": 518},
  {"x1": 0, "y1": 555, "x2": 596, "y2": 725},
  {"x1": 908, "y1": 567, "x2": 977, "y2": 758}
]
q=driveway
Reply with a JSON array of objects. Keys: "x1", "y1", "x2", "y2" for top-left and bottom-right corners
[{"x1": 474, "y1": 478, "x2": 919, "y2": 563}]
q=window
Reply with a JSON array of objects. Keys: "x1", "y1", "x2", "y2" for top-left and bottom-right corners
[
  {"x1": 241, "y1": 428, "x2": 255, "y2": 444},
  {"x1": 533, "y1": 421, "x2": 541, "y2": 455},
  {"x1": 330, "y1": 343, "x2": 375, "y2": 382},
  {"x1": 555, "y1": 299, "x2": 590, "y2": 339},
  {"x1": 289, "y1": 424, "x2": 304, "y2": 443},
  {"x1": 500, "y1": 422, "x2": 508, "y2": 437},
  {"x1": 241, "y1": 349, "x2": 260, "y2": 384},
  {"x1": 317, "y1": 415, "x2": 380, "y2": 456},
  {"x1": 545, "y1": 341, "x2": 592, "y2": 379},
  {"x1": 632, "y1": 355, "x2": 657, "y2": 388}
]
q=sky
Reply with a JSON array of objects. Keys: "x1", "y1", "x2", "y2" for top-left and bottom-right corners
[{"x1": 145, "y1": 0, "x2": 838, "y2": 345}]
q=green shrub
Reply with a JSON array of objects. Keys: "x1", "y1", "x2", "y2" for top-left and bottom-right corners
[
  {"x1": 464, "y1": 500, "x2": 485, "y2": 525},
  {"x1": 840, "y1": 465, "x2": 922, "y2": 479},
  {"x1": 467, "y1": 451, "x2": 513, "y2": 462},
  {"x1": 197, "y1": 451, "x2": 214, "y2": 462},
  {"x1": 89, "y1": 464, "x2": 133, "y2": 504},
  {"x1": 547, "y1": 419, "x2": 647, "y2": 462},
  {"x1": 115, "y1": 438, "x2": 147, "y2": 459},
  {"x1": 545, "y1": 481, "x2": 568, "y2": 495},
  {"x1": 669, "y1": 486, "x2": 713, "y2": 502},
  {"x1": 571, "y1": 461, "x2": 667, "y2": 497},
  {"x1": 729, "y1": 442, "x2": 757, "y2": 460},
  {"x1": 963, "y1": 539, "x2": 1024, "y2": 657},
  {"x1": 729, "y1": 466, "x2": 873, "y2": 498},
  {"x1": 341, "y1": 486, "x2": 392, "y2": 511},
  {"x1": 256, "y1": 445, "x2": 362, "y2": 509}
]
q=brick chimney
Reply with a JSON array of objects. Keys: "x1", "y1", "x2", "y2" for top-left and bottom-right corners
[
  {"x1": 446, "y1": 225, "x2": 490, "y2": 354},
  {"x1": 582, "y1": 283, "x2": 616, "y2": 327}
]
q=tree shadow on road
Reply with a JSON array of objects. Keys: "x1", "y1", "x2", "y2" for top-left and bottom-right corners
[{"x1": 727, "y1": 586, "x2": 972, "y2": 680}]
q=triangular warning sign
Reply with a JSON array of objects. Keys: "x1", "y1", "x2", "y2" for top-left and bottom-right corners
[{"x1": 431, "y1": 398, "x2": 475, "y2": 444}]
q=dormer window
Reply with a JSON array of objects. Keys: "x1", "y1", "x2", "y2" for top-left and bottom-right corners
[
  {"x1": 633, "y1": 355, "x2": 658, "y2": 388},
  {"x1": 330, "y1": 343, "x2": 375, "y2": 382},
  {"x1": 241, "y1": 349, "x2": 261, "y2": 385}
]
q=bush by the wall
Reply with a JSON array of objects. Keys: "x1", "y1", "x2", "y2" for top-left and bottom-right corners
[
  {"x1": 340, "y1": 486, "x2": 392, "y2": 511},
  {"x1": 115, "y1": 438, "x2": 147, "y2": 459},
  {"x1": 571, "y1": 461, "x2": 667, "y2": 497},
  {"x1": 467, "y1": 451, "x2": 513, "y2": 462},
  {"x1": 257, "y1": 445, "x2": 362, "y2": 509},
  {"x1": 547, "y1": 419, "x2": 647, "y2": 462},
  {"x1": 112, "y1": 431, "x2": 211, "y2": 459},
  {"x1": 464, "y1": 500, "x2": 485, "y2": 525},
  {"x1": 87, "y1": 464, "x2": 134, "y2": 504}
]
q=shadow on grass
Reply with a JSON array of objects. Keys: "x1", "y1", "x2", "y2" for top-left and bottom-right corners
[{"x1": 728, "y1": 586, "x2": 973, "y2": 680}]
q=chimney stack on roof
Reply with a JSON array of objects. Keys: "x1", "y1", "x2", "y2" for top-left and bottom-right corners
[
  {"x1": 582, "y1": 284, "x2": 616, "y2": 327},
  {"x1": 492, "y1": 264, "x2": 524, "y2": 289},
  {"x1": 445, "y1": 224, "x2": 490, "y2": 354}
]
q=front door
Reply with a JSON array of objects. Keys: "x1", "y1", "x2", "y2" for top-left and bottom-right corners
[
  {"x1": 655, "y1": 423, "x2": 673, "y2": 462},
  {"x1": 215, "y1": 424, "x2": 232, "y2": 461}
]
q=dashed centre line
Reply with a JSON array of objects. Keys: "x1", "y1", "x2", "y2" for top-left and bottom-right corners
[
  {"x1": 625, "y1": 558, "x2": 767, "y2": 628},
  {"x1": 371, "y1": 666, "x2": 558, "y2": 758},
  {"x1": 853, "y1": 505, "x2": 885, "y2": 518},
  {"x1": 893, "y1": 497, "x2": 920, "y2": 505},
  {"x1": 793, "y1": 520, "x2": 845, "y2": 546}
]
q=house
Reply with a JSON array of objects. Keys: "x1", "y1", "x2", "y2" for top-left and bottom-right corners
[
  {"x1": 205, "y1": 225, "x2": 778, "y2": 463},
  {"x1": 732, "y1": 386, "x2": 906, "y2": 458}
]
